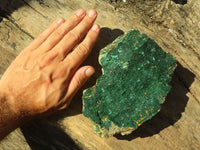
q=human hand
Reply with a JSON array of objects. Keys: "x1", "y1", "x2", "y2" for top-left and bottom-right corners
[{"x1": 0, "y1": 9, "x2": 100, "y2": 119}]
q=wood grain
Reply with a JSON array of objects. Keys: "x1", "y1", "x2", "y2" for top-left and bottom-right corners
[{"x1": 0, "y1": 0, "x2": 199, "y2": 149}]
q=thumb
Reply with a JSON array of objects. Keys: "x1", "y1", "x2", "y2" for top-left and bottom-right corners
[{"x1": 59, "y1": 66, "x2": 95, "y2": 110}]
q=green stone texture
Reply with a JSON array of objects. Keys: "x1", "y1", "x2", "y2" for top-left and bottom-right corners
[{"x1": 82, "y1": 29, "x2": 176, "y2": 137}]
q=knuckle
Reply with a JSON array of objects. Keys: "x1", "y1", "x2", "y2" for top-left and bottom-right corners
[
  {"x1": 73, "y1": 76, "x2": 83, "y2": 89},
  {"x1": 40, "y1": 52, "x2": 57, "y2": 67},
  {"x1": 64, "y1": 59, "x2": 75, "y2": 74},
  {"x1": 44, "y1": 36, "x2": 59, "y2": 47},
  {"x1": 82, "y1": 19, "x2": 91, "y2": 27},
  {"x1": 45, "y1": 38, "x2": 55, "y2": 47},
  {"x1": 68, "y1": 30, "x2": 80, "y2": 41},
  {"x1": 76, "y1": 43, "x2": 88, "y2": 56},
  {"x1": 57, "y1": 50, "x2": 65, "y2": 59},
  {"x1": 73, "y1": 13, "x2": 82, "y2": 21},
  {"x1": 54, "y1": 29, "x2": 64, "y2": 38},
  {"x1": 82, "y1": 17, "x2": 94, "y2": 29}
]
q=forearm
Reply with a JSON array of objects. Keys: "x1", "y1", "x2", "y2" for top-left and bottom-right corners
[{"x1": 0, "y1": 91, "x2": 24, "y2": 140}]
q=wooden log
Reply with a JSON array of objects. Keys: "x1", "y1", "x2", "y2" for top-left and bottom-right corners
[{"x1": 0, "y1": 0, "x2": 200, "y2": 149}]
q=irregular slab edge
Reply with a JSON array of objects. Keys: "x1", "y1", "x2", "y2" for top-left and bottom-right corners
[{"x1": 82, "y1": 29, "x2": 176, "y2": 137}]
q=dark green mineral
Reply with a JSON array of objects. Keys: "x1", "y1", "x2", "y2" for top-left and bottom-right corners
[{"x1": 82, "y1": 30, "x2": 176, "y2": 137}]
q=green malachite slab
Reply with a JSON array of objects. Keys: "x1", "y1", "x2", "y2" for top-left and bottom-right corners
[{"x1": 82, "y1": 30, "x2": 176, "y2": 137}]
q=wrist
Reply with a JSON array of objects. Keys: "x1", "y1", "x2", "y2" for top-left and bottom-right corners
[
  {"x1": 0, "y1": 85, "x2": 28, "y2": 133},
  {"x1": 0, "y1": 84, "x2": 18, "y2": 116}
]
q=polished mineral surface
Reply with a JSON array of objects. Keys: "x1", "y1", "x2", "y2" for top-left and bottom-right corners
[{"x1": 82, "y1": 30, "x2": 176, "y2": 137}]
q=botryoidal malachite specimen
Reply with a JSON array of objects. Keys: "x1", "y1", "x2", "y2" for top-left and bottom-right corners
[{"x1": 82, "y1": 30, "x2": 176, "y2": 137}]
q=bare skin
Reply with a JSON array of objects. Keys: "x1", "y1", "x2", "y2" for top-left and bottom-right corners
[{"x1": 0, "y1": 9, "x2": 100, "y2": 140}]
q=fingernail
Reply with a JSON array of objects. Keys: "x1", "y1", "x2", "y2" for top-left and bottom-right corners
[
  {"x1": 76, "y1": 9, "x2": 85, "y2": 17},
  {"x1": 85, "y1": 68, "x2": 95, "y2": 77},
  {"x1": 87, "y1": 10, "x2": 97, "y2": 18},
  {"x1": 57, "y1": 18, "x2": 65, "y2": 24},
  {"x1": 92, "y1": 24, "x2": 100, "y2": 31}
]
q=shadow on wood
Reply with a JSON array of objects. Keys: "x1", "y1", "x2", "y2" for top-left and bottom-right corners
[
  {"x1": 0, "y1": 0, "x2": 32, "y2": 22},
  {"x1": 172, "y1": 0, "x2": 187, "y2": 5},
  {"x1": 20, "y1": 120, "x2": 81, "y2": 150},
  {"x1": 115, "y1": 63, "x2": 195, "y2": 141}
]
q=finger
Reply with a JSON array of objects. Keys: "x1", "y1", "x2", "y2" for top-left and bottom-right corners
[
  {"x1": 51, "y1": 24, "x2": 99, "y2": 80},
  {"x1": 65, "y1": 24, "x2": 100, "y2": 69},
  {"x1": 25, "y1": 18, "x2": 65, "y2": 51},
  {"x1": 52, "y1": 9, "x2": 97, "y2": 60},
  {"x1": 37, "y1": 9, "x2": 86, "y2": 53},
  {"x1": 58, "y1": 66, "x2": 95, "y2": 110}
]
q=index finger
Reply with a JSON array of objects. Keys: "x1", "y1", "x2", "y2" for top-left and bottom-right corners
[{"x1": 65, "y1": 24, "x2": 100, "y2": 70}]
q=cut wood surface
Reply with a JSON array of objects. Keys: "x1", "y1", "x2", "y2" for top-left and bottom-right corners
[{"x1": 0, "y1": 0, "x2": 200, "y2": 149}]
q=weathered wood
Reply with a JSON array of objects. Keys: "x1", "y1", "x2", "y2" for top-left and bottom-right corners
[{"x1": 0, "y1": 0, "x2": 200, "y2": 149}]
